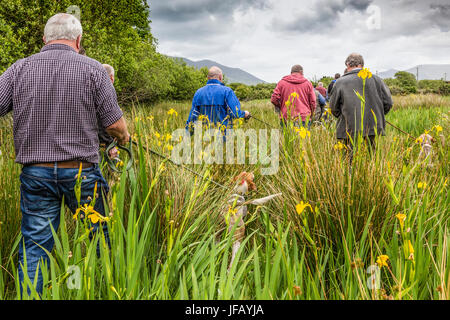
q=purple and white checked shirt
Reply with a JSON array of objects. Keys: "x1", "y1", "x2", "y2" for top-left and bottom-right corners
[{"x1": 0, "y1": 44, "x2": 123, "y2": 165}]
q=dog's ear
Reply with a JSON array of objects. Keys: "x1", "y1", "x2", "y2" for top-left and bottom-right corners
[
  {"x1": 233, "y1": 172, "x2": 247, "y2": 183},
  {"x1": 247, "y1": 181, "x2": 257, "y2": 192},
  {"x1": 245, "y1": 172, "x2": 257, "y2": 191}
]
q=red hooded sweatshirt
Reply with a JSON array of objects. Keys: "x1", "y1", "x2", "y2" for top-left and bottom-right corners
[{"x1": 271, "y1": 74, "x2": 316, "y2": 121}]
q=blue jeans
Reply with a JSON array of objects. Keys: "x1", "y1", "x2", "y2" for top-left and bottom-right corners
[{"x1": 18, "y1": 163, "x2": 110, "y2": 296}]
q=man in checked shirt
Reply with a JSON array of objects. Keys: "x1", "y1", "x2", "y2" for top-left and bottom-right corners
[{"x1": 0, "y1": 13, "x2": 130, "y2": 296}]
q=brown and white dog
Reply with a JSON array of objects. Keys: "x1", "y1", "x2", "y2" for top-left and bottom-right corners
[
  {"x1": 417, "y1": 133, "x2": 435, "y2": 163},
  {"x1": 225, "y1": 172, "x2": 281, "y2": 270}
]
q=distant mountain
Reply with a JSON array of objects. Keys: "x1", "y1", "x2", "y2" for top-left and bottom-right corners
[
  {"x1": 378, "y1": 69, "x2": 399, "y2": 79},
  {"x1": 170, "y1": 56, "x2": 267, "y2": 85},
  {"x1": 378, "y1": 64, "x2": 450, "y2": 80}
]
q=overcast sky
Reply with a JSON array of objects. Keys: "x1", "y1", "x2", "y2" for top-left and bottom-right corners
[{"x1": 149, "y1": 0, "x2": 450, "y2": 83}]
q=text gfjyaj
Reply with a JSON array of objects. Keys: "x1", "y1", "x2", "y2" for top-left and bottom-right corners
[{"x1": 185, "y1": 304, "x2": 264, "y2": 317}]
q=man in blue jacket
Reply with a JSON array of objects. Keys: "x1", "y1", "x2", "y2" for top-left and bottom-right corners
[
  {"x1": 313, "y1": 89, "x2": 327, "y2": 121},
  {"x1": 186, "y1": 66, "x2": 250, "y2": 133}
]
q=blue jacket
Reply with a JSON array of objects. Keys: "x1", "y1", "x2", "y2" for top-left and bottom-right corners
[
  {"x1": 186, "y1": 79, "x2": 245, "y2": 130},
  {"x1": 318, "y1": 92, "x2": 326, "y2": 106}
]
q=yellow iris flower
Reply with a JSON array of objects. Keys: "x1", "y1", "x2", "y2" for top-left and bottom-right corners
[
  {"x1": 408, "y1": 240, "x2": 414, "y2": 254},
  {"x1": 167, "y1": 108, "x2": 178, "y2": 117},
  {"x1": 376, "y1": 255, "x2": 389, "y2": 268},
  {"x1": 165, "y1": 144, "x2": 174, "y2": 151},
  {"x1": 395, "y1": 213, "x2": 406, "y2": 230},
  {"x1": 417, "y1": 182, "x2": 427, "y2": 189},
  {"x1": 357, "y1": 68, "x2": 373, "y2": 80},
  {"x1": 334, "y1": 141, "x2": 346, "y2": 150},
  {"x1": 296, "y1": 201, "x2": 312, "y2": 215},
  {"x1": 295, "y1": 126, "x2": 311, "y2": 139},
  {"x1": 433, "y1": 125, "x2": 443, "y2": 133},
  {"x1": 73, "y1": 203, "x2": 109, "y2": 224}
]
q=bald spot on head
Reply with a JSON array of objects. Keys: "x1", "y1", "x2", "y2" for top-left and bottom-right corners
[
  {"x1": 208, "y1": 66, "x2": 223, "y2": 80},
  {"x1": 291, "y1": 65, "x2": 303, "y2": 75}
]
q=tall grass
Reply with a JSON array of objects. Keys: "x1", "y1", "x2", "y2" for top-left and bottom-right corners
[{"x1": 0, "y1": 95, "x2": 448, "y2": 300}]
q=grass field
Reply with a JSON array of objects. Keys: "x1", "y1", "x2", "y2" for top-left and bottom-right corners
[{"x1": 0, "y1": 94, "x2": 448, "y2": 300}]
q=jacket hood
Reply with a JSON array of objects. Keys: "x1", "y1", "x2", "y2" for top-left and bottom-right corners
[{"x1": 282, "y1": 74, "x2": 308, "y2": 84}]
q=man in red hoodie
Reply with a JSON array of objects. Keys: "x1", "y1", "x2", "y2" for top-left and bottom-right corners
[{"x1": 271, "y1": 65, "x2": 316, "y2": 128}]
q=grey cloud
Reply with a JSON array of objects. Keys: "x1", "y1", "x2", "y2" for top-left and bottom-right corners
[
  {"x1": 149, "y1": 0, "x2": 272, "y2": 44},
  {"x1": 360, "y1": 0, "x2": 450, "y2": 43},
  {"x1": 150, "y1": 0, "x2": 271, "y2": 22},
  {"x1": 149, "y1": 0, "x2": 450, "y2": 82},
  {"x1": 428, "y1": 3, "x2": 450, "y2": 32},
  {"x1": 273, "y1": 0, "x2": 373, "y2": 33},
  {"x1": 347, "y1": 0, "x2": 373, "y2": 10},
  {"x1": 388, "y1": 0, "x2": 450, "y2": 32}
]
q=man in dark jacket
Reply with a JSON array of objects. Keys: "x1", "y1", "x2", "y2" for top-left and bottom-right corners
[
  {"x1": 326, "y1": 73, "x2": 341, "y2": 100},
  {"x1": 329, "y1": 53, "x2": 393, "y2": 160}
]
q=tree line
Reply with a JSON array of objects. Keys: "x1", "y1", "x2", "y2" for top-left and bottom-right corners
[
  {"x1": 230, "y1": 72, "x2": 449, "y2": 102},
  {"x1": 384, "y1": 71, "x2": 450, "y2": 95}
]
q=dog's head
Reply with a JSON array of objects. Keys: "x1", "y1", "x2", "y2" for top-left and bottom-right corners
[
  {"x1": 233, "y1": 172, "x2": 257, "y2": 195},
  {"x1": 418, "y1": 133, "x2": 435, "y2": 146}
]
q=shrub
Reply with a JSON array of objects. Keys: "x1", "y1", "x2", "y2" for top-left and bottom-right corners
[{"x1": 0, "y1": 0, "x2": 208, "y2": 105}]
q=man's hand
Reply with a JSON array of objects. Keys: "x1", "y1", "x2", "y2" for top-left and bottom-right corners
[
  {"x1": 106, "y1": 117, "x2": 130, "y2": 146},
  {"x1": 244, "y1": 111, "x2": 251, "y2": 119},
  {"x1": 108, "y1": 147, "x2": 119, "y2": 159},
  {"x1": 118, "y1": 133, "x2": 131, "y2": 146}
]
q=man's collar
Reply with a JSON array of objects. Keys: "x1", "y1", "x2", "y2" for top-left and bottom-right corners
[
  {"x1": 41, "y1": 43, "x2": 77, "y2": 53},
  {"x1": 342, "y1": 68, "x2": 362, "y2": 77},
  {"x1": 207, "y1": 79, "x2": 224, "y2": 85},
  {"x1": 343, "y1": 68, "x2": 362, "y2": 76}
]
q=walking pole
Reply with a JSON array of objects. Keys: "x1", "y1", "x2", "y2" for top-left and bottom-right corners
[
  {"x1": 386, "y1": 120, "x2": 416, "y2": 141},
  {"x1": 248, "y1": 114, "x2": 276, "y2": 129},
  {"x1": 131, "y1": 140, "x2": 229, "y2": 190},
  {"x1": 106, "y1": 139, "x2": 228, "y2": 189}
]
